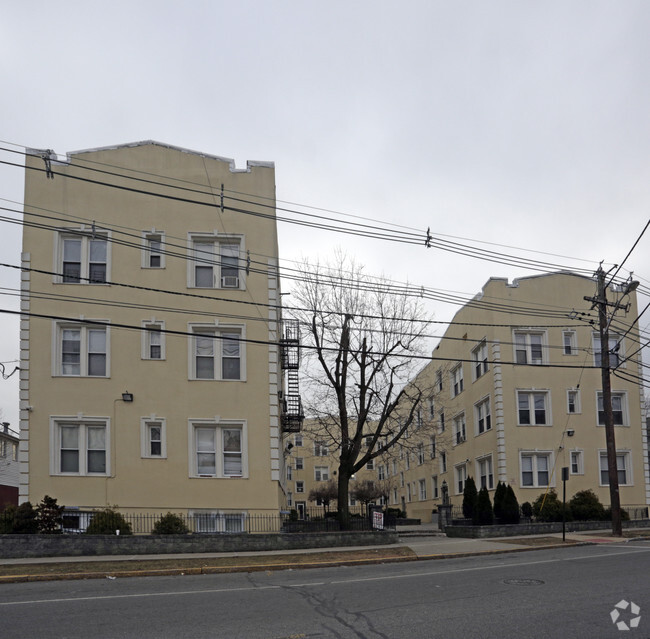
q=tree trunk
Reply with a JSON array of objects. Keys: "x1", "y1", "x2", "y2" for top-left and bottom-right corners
[{"x1": 337, "y1": 465, "x2": 351, "y2": 529}]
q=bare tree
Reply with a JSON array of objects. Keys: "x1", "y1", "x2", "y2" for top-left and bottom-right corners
[
  {"x1": 350, "y1": 480, "x2": 383, "y2": 514},
  {"x1": 290, "y1": 252, "x2": 435, "y2": 526},
  {"x1": 308, "y1": 480, "x2": 338, "y2": 516}
]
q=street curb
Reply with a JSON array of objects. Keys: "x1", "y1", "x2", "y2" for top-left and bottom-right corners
[{"x1": 0, "y1": 541, "x2": 591, "y2": 584}]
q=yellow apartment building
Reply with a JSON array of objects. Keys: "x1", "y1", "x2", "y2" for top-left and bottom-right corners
[
  {"x1": 291, "y1": 273, "x2": 649, "y2": 522},
  {"x1": 19, "y1": 141, "x2": 300, "y2": 530}
]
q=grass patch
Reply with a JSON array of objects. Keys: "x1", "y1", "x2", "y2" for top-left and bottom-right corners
[{"x1": 0, "y1": 547, "x2": 415, "y2": 579}]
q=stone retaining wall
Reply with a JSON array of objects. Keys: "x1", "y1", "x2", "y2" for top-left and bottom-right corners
[
  {"x1": 0, "y1": 530, "x2": 398, "y2": 559},
  {"x1": 445, "y1": 519, "x2": 650, "y2": 538}
]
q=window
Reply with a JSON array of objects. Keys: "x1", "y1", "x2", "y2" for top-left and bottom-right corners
[
  {"x1": 428, "y1": 397, "x2": 435, "y2": 420},
  {"x1": 472, "y1": 341, "x2": 489, "y2": 379},
  {"x1": 451, "y1": 365, "x2": 464, "y2": 397},
  {"x1": 570, "y1": 450, "x2": 584, "y2": 475},
  {"x1": 294, "y1": 434, "x2": 303, "y2": 447},
  {"x1": 405, "y1": 452, "x2": 410, "y2": 470},
  {"x1": 400, "y1": 472, "x2": 404, "y2": 487},
  {"x1": 314, "y1": 466, "x2": 329, "y2": 481},
  {"x1": 599, "y1": 451, "x2": 631, "y2": 486},
  {"x1": 58, "y1": 231, "x2": 109, "y2": 284},
  {"x1": 520, "y1": 452, "x2": 551, "y2": 487},
  {"x1": 0, "y1": 440, "x2": 17, "y2": 461},
  {"x1": 392, "y1": 488, "x2": 398, "y2": 504},
  {"x1": 597, "y1": 392, "x2": 627, "y2": 426},
  {"x1": 56, "y1": 323, "x2": 108, "y2": 377},
  {"x1": 514, "y1": 331, "x2": 545, "y2": 365},
  {"x1": 477, "y1": 455, "x2": 494, "y2": 490},
  {"x1": 51, "y1": 419, "x2": 109, "y2": 476},
  {"x1": 366, "y1": 459, "x2": 375, "y2": 470},
  {"x1": 286, "y1": 465, "x2": 293, "y2": 480},
  {"x1": 440, "y1": 451, "x2": 447, "y2": 474},
  {"x1": 593, "y1": 333, "x2": 623, "y2": 368},
  {"x1": 517, "y1": 391, "x2": 550, "y2": 425},
  {"x1": 190, "y1": 325, "x2": 244, "y2": 381},
  {"x1": 416, "y1": 409, "x2": 423, "y2": 429},
  {"x1": 142, "y1": 232, "x2": 164, "y2": 269},
  {"x1": 295, "y1": 457, "x2": 304, "y2": 470},
  {"x1": 314, "y1": 441, "x2": 329, "y2": 456},
  {"x1": 455, "y1": 464, "x2": 467, "y2": 495},
  {"x1": 191, "y1": 422, "x2": 246, "y2": 478},
  {"x1": 191, "y1": 510, "x2": 245, "y2": 533},
  {"x1": 141, "y1": 418, "x2": 166, "y2": 458},
  {"x1": 419, "y1": 479, "x2": 427, "y2": 500},
  {"x1": 407, "y1": 483, "x2": 412, "y2": 502},
  {"x1": 378, "y1": 465, "x2": 386, "y2": 481},
  {"x1": 475, "y1": 397, "x2": 492, "y2": 434},
  {"x1": 439, "y1": 411, "x2": 445, "y2": 433},
  {"x1": 453, "y1": 413, "x2": 466, "y2": 445},
  {"x1": 567, "y1": 389, "x2": 580, "y2": 414},
  {"x1": 190, "y1": 235, "x2": 243, "y2": 289},
  {"x1": 296, "y1": 481, "x2": 304, "y2": 493},
  {"x1": 436, "y1": 370, "x2": 443, "y2": 391},
  {"x1": 430, "y1": 436, "x2": 436, "y2": 459},
  {"x1": 417, "y1": 443, "x2": 425, "y2": 465},
  {"x1": 287, "y1": 492, "x2": 293, "y2": 507},
  {"x1": 563, "y1": 331, "x2": 576, "y2": 356},
  {"x1": 142, "y1": 321, "x2": 165, "y2": 360},
  {"x1": 432, "y1": 476, "x2": 439, "y2": 499}
]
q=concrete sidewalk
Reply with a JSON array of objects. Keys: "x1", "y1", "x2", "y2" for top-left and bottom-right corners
[{"x1": 0, "y1": 525, "x2": 644, "y2": 582}]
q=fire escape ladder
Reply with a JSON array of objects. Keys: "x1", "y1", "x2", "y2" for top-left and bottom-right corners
[{"x1": 280, "y1": 320, "x2": 303, "y2": 432}]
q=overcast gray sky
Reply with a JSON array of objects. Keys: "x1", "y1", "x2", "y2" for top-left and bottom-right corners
[{"x1": 1, "y1": 1, "x2": 649, "y2": 428}]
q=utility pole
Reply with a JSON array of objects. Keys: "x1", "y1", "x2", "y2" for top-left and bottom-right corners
[{"x1": 584, "y1": 267, "x2": 634, "y2": 537}]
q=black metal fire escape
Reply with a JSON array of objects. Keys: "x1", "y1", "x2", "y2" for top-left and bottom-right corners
[{"x1": 280, "y1": 319, "x2": 304, "y2": 433}]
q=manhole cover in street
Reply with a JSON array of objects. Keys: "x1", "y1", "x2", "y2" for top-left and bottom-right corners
[{"x1": 503, "y1": 578, "x2": 545, "y2": 586}]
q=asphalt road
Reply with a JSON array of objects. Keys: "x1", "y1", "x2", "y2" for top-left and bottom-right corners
[{"x1": 2, "y1": 541, "x2": 649, "y2": 639}]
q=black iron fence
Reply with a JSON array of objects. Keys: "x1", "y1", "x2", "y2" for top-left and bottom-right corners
[{"x1": 1, "y1": 506, "x2": 396, "y2": 535}]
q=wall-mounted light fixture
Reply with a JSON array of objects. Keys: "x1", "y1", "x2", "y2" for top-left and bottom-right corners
[
  {"x1": 121, "y1": 391, "x2": 134, "y2": 402},
  {"x1": 567, "y1": 429, "x2": 575, "y2": 437}
]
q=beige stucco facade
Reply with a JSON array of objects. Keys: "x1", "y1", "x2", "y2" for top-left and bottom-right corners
[
  {"x1": 20, "y1": 141, "x2": 292, "y2": 527},
  {"x1": 292, "y1": 273, "x2": 650, "y2": 522}
]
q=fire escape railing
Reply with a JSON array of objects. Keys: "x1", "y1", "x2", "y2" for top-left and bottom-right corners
[{"x1": 280, "y1": 319, "x2": 303, "y2": 432}]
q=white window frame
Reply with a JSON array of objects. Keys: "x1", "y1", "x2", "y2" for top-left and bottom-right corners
[
  {"x1": 436, "y1": 370, "x2": 443, "y2": 391},
  {"x1": 419, "y1": 479, "x2": 427, "y2": 501},
  {"x1": 570, "y1": 450, "x2": 584, "y2": 475},
  {"x1": 428, "y1": 397, "x2": 435, "y2": 420},
  {"x1": 562, "y1": 330, "x2": 577, "y2": 356},
  {"x1": 520, "y1": 451, "x2": 553, "y2": 488},
  {"x1": 367, "y1": 458, "x2": 375, "y2": 470},
  {"x1": 50, "y1": 416, "x2": 110, "y2": 476},
  {"x1": 314, "y1": 466, "x2": 330, "y2": 481},
  {"x1": 293, "y1": 433, "x2": 303, "y2": 447},
  {"x1": 450, "y1": 364, "x2": 464, "y2": 397},
  {"x1": 430, "y1": 436, "x2": 436, "y2": 459},
  {"x1": 295, "y1": 457, "x2": 304, "y2": 470},
  {"x1": 517, "y1": 390, "x2": 551, "y2": 426},
  {"x1": 513, "y1": 330, "x2": 546, "y2": 365},
  {"x1": 286, "y1": 465, "x2": 293, "y2": 481},
  {"x1": 440, "y1": 451, "x2": 447, "y2": 474},
  {"x1": 476, "y1": 455, "x2": 494, "y2": 490},
  {"x1": 439, "y1": 411, "x2": 445, "y2": 433},
  {"x1": 472, "y1": 340, "x2": 489, "y2": 379},
  {"x1": 142, "y1": 320, "x2": 165, "y2": 360},
  {"x1": 53, "y1": 321, "x2": 110, "y2": 377},
  {"x1": 314, "y1": 441, "x2": 329, "y2": 456},
  {"x1": 454, "y1": 463, "x2": 467, "y2": 495},
  {"x1": 140, "y1": 417, "x2": 167, "y2": 459},
  {"x1": 432, "y1": 475, "x2": 439, "y2": 500},
  {"x1": 56, "y1": 229, "x2": 110, "y2": 284},
  {"x1": 296, "y1": 480, "x2": 304, "y2": 493},
  {"x1": 190, "y1": 510, "x2": 246, "y2": 533},
  {"x1": 417, "y1": 443, "x2": 425, "y2": 465},
  {"x1": 567, "y1": 389, "x2": 581, "y2": 414},
  {"x1": 592, "y1": 332, "x2": 624, "y2": 369},
  {"x1": 475, "y1": 396, "x2": 492, "y2": 435},
  {"x1": 287, "y1": 492, "x2": 293, "y2": 507},
  {"x1": 597, "y1": 391, "x2": 628, "y2": 426},
  {"x1": 189, "y1": 322, "x2": 245, "y2": 381},
  {"x1": 188, "y1": 419, "x2": 247, "y2": 478},
  {"x1": 453, "y1": 413, "x2": 466, "y2": 445},
  {"x1": 188, "y1": 233, "x2": 245, "y2": 289},
  {"x1": 142, "y1": 230, "x2": 165, "y2": 269},
  {"x1": 598, "y1": 450, "x2": 631, "y2": 486},
  {"x1": 378, "y1": 465, "x2": 386, "y2": 481}
]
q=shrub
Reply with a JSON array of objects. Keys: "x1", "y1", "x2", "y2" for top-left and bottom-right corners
[
  {"x1": 493, "y1": 481, "x2": 506, "y2": 520},
  {"x1": 521, "y1": 502, "x2": 533, "y2": 519},
  {"x1": 476, "y1": 487, "x2": 494, "y2": 525},
  {"x1": 36, "y1": 495, "x2": 64, "y2": 534},
  {"x1": 85, "y1": 507, "x2": 132, "y2": 535},
  {"x1": 532, "y1": 490, "x2": 571, "y2": 522},
  {"x1": 13, "y1": 502, "x2": 38, "y2": 533},
  {"x1": 152, "y1": 512, "x2": 189, "y2": 534},
  {"x1": 462, "y1": 477, "x2": 478, "y2": 520},
  {"x1": 604, "y1": 507, "x2": 630, "y2": 521},
  {"x1": 501, "y1": 486, "x2": 520, "y2": 524},
  {"x1": 0, "y1": 505, "x2": 17, "y2": 533},
  {"x1": 569, "y1": 490, "x2": 606, "y2": 521}
]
